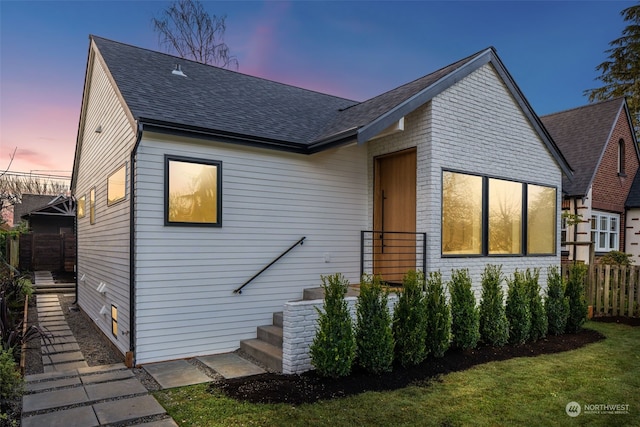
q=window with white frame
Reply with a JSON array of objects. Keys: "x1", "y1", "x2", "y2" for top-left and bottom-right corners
[{"x1": 591, "y1": 211, "x2": 619, "y2": 252}]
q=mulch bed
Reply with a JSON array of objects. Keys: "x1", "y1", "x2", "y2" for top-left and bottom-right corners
[
  {"x1": 216, "y1": 328, "x2": 605, "y2": 405},
  {"x1": 591, "y1": 315, "x2": 640, "y2": 327}
]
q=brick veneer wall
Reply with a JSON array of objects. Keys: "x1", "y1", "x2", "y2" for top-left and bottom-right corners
[
  {"x1": 282, "y1": 295, "x2": 398, "y2": 374},
  {"x1": 591, "y1": 108, "x2": 639, "y2": 251}
]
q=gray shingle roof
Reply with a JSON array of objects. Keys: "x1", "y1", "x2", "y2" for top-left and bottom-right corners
[
  {"x1": 626, "y1": 169, "x2": 640, "y2": 208},
  {"x1": 540, "y1": 98, "x2": 625, "y2": 197},
  {"x1": 92, "y1": 36, "x2": 486, "y2": 149}
]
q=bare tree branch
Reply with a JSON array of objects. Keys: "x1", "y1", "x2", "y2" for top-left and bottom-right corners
[{"x1": 152, "y1": 0, "x2": 239, "y2": 69}]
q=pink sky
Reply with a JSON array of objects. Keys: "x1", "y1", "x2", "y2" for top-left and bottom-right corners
[{"x1": 1, "y1": 1, "x2": 634, "y2": 180}]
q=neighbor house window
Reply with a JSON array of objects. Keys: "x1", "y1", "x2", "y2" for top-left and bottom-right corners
[
  {"x1": 107, "y1": 164, "x2": 126, "y2": 205},
  {"x1": 77, "y1": 195, "x2": 86, "y2": 219},
  {"x1": 165, "y1": 156, "x2": 222, "y2": 226},
  {"x1": 442, "y1": 170, "x2": 557, "y2": 256},
  {"x1": 89, "y1": 188, "x2": 96, "y2": 225},
  {"x1": 591, "y1": 211, "x2": 619, "y2": 252},
  {"x1": 527, "y1": 184, "x2": 556, "y2": 254},
  {"x1": 560, "y1": 212, "x2": 567, "y2": 245},
  {"x1": 442, "y1": 171, "x2": 483, "y2": 255},
  {"x1": 618, "y1": 139, "x2": 626, "y2": 175}
]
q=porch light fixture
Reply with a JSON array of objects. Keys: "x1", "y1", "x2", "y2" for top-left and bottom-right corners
[
  {"x1": 99, "y1": 305, "x2": 108, "y2": 316},
  {"x1": 95, "y1": 125, "x2": 102, "y2": 133}
]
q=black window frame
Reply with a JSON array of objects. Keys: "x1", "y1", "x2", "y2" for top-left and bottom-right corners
[
  {"x1": 618, "y1": 139, "x2": 626, "y2": 176},
  {"x1": 441, "y1": 169, "x2": 557, "y2": 258},
  {"x1": 164, "y1": 155, "x2": 223, "y2": 227}
]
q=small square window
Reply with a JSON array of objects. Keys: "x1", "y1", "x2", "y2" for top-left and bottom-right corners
[
  {"x1": 165, "y1": 156, "x2": 222, "y2": 226},
  {"x1": 89, "y1": 188, "x2": 96, "y2": 225}
]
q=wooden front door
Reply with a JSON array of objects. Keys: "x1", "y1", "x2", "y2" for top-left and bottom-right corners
[{"x1": 374, "y1": 148, "x2": 417, "y2": 283}]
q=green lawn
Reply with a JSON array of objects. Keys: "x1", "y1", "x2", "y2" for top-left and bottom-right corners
[{"x1": 154, "y1": 321, "x2": 640, "y2": 426}]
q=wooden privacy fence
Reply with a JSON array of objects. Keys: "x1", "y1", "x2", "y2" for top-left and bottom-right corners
[
  {"x1": 18, "y1": 233, "x2": 76, "y2": 272},
  {"x1": 587, "y1": 265, "x2": 640, "y2": 317}
]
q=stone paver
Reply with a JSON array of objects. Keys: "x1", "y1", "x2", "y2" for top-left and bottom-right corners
[
  {"x1": 143, "y1": 359, "x2": 212, "y2": 389},
  {"x1": 93, "y1": 395, "x2": 166, "y2": 425},
  {"x1": 42, "y1": 336, "x2": 78, "y2": 346},
  {"x1": 197, "y1": 353, "x2": 266, "y2": 379},
  {"x1": 81, "y1": 368, "x2": 134, "y2": 384},
  {"x1": 77, "y1": 363, "x2": 127, "y2": 374},
  {"x1": 22, "y1": 386, "x2": 88, "y2": 412},
  {"x1": 44, "y1": 351, "x2": 85, "y2": 365},
  {"x1": 44, "y1": 360, "x2": 88, "y2": 373},
  {"x1": 25, "y1": 376, "x2": 82, "y2": 392},
  {"x1": 21, "y1": 405, "x2": 99, "y2": 427},
  {"x1": 130, "y1": 419, "x2": 179, "y2": 427},
  {"x1": 84, "y1": 377, "x2": 148, "y2": 401},
  {"x1": 42, "y1": 343, "x2": 80, "y2": 355}
]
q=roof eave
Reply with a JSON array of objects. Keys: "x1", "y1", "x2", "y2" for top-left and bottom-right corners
[{"x1": 356, "y1": 49, "x2": 494, "y2": 145}]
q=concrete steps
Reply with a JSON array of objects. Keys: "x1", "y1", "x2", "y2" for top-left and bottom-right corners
[
  {"x1": 240, "y1": 311, "x2": 283, "y2": 372},
  {"x1": 33, "y1": 271, "x2": 74, "y2": 294}
]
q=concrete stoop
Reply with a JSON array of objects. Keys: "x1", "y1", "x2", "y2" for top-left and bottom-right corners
[
  {"x1": 239, "y1": 285, "x2": 361, "y2": 373},
  {"x1": 33, "y1": 270, "x2": 75, "y2": 294},
  {"x1": 22, "y1": 364, "x2": 177, "y2": 427}
]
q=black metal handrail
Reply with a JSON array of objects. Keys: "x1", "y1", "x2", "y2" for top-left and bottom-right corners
[
  {"x1": 233, "y1": 236, "x2": 306, "y2": 294},
  {"x1": 360, "y1": 230, "x2": 427, "y2": 284}
]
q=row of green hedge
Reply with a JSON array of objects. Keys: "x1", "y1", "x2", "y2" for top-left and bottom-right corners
[{"x1": 310, "y1": 264, "x2": 588, "y2": 378}]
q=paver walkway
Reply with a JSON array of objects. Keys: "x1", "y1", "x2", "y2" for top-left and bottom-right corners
[{"x1": 22, "y1": 272, "x2": 268, "y2": 426}]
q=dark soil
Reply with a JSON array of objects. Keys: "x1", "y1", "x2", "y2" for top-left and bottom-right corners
[
  {"x1": 51, "y1": 270, "x2": 75, "y2": 284},
  {"x1": 217, "y1": 328, "x2": 605, "y2": 405},
  {"x1": 591, "y1": 315, "x2": 640, "y2": 327}
]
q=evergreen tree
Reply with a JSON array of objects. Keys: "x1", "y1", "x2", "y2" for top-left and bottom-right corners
[
  {"x1": 585, "y1": 4, "x2": 640, "y2": 136},
  {"x1": 545, "y1": 266, "x2": 569, "y2": 335},
  {"x1": 310, "y1": 274, "x2": 356, "y2": 377},
  {"x1": 356, "y1": 275, "x2": 394, "y2": 374},
  {"x1": 526, "y1": 268, "x2": 548, "y2": 342},
  {"x1": 392, "y1": 270, "x2": 427, "y2": 366},
  {"x1": 479, "y1": 265, "x2": 509, "y2": 347},
  {"x1": 565, "y1": 263, "x2": 589, "y2": 333},
  {"x1": 448, "y1": 269, "x2": 480, "y2": 350},
  {"x1": 424, "y1": 271, "x2": 451, "y2": 358},
  {"x1": 505, "y1": 270, "x2": 531, "y2": 345}
]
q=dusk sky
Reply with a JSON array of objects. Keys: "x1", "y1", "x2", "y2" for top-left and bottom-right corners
[{"x1": 0, "y1": 1, "x2": 636, "y2": 179}]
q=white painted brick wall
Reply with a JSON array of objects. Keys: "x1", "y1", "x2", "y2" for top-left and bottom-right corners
[
  {"x1": 366, "y1": 63, "x2": 562, "y2": 300},
  {"x1": 282, "y1": 295, "x2": 398, "y2": 374}
]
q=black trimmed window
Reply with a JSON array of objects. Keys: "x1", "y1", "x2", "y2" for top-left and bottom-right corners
[
  {"x1": 618, "y1": 139, "x2": 626, "y2": 175},
  {"x1": 442, "y1": 170, "x2": 556, "y2": 256},
  {"x1": 107, "y1": 164, "x2": 126, "y2": 206},
  {"x1": 165, "y1": 155, "x2": 222, "y2": 226},
  {"x1": 89, "y1": 188, "x2": 96, "y2": 225},
  {"x1": 77, "y1": 195, "x2": 86, "y2": 219}
]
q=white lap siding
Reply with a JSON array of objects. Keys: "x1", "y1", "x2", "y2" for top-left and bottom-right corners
[
  {"x1": 75, "y1": 54, "x2": 135, "y2": 358},
  {"x1": 134, "y1": 134, "x2": 368, "y2": 364}
]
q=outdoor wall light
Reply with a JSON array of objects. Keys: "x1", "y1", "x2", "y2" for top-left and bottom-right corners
[
  {"x1": 99, "y1": 305, "x2": 108, "y2": 316},
  {"x1": 96, "y1": 282, "x2": 107, "y2": 294},
  {"x1": 95, "y1": 125, "x2": 103, "y2": 133}
]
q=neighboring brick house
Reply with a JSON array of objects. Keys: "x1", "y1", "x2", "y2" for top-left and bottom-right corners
[{"x1": 541, "y1": 98, "x2": 639, "y2": 263}]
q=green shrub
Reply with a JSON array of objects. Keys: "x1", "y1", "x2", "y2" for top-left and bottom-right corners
[
  {"x1": 479, "y1": 265, "x2": 509, "y2": 347},
  {"x1": 545, "y1": 266, "x2": 569, "y2": 335},
  {"x1": 310, "y1": 273, "x2": 356, "y2": 378},
  {"x1": 424, "y1": 271, "x2": 451, "y2": 358},
  {"x1": 356, "y1": 274, "x2": 394, "y2": 374},
  {"x1": 448, "y1": 269, "x2": 480, "y2": 350},
  {"x1": 0, "y1": 348, "x2": 22, "y2": 413},
  {"x1": 526, "y1": 269, "x2": 547, "y2": 342},
  {"x1": 505, "y1": 270, "x2": 531, "y2": 345},
  {"x1": 565, "y1": 263, "x2": 588, "y2": 333},
  {"x1": 392, "y1": 270, "x2": 427, "y2": 366},
  {"x1": 600, "y1": 250, "x2": 634, "y2": 266}
]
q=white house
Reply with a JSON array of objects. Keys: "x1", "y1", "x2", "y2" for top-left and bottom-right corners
[{"x1": 71, "y1": 36, "x2": 571, "y2": 369}]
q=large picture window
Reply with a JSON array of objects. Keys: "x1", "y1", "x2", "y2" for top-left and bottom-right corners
[
  {"x1": 591, "y1": 211, "x2": 619, "y2": 252},
  {"x1": 442, "y1": 171, "x2": 557, "y2": 256},
  {"x1": 165, "y1": 156, "x2": 222, "y2": 226},
  {"x1": 107, "y1": 164, "x2": 126, "y2": 205}
]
